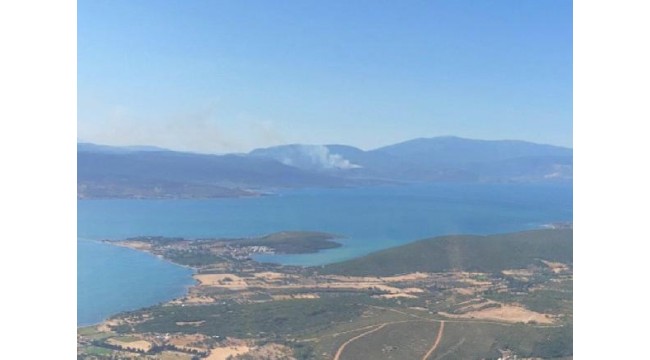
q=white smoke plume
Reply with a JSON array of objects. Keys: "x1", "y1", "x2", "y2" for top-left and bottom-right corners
[{"x1": 279, "y1": 145, "x2": 361, "y2": 170}]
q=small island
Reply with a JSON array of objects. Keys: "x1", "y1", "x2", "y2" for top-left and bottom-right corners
[{"x1": 79, "y1": 229, "x2": 573, "y2": 360}]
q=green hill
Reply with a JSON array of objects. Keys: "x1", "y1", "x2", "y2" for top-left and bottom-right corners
[
  {"x1": 224, "y1": 231, "x2": 341, "y2": 254},
  {"x1": 318, "y1": 229, "x2": 572, "y2": 276}
]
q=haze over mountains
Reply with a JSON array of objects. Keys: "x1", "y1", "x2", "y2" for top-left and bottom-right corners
[{"x1": 78, "y1": 136, "x2": 572, "y2": 199}]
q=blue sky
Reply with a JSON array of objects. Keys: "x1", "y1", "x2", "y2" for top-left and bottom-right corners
[{"x1": 78, "y1": 0, "x2": 572, "y2": 153}]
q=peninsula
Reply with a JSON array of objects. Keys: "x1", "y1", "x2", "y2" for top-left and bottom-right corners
[{"x1": 78, "y1": 228, "x2": 573, "y2": 360}]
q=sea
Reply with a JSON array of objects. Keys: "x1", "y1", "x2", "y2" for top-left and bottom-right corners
[{"x1": 77, "y1": 183, "x2": 572, "y2": 326}]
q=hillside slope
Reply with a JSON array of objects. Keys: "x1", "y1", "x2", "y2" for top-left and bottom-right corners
[{"x1": 318, "y1": 229, "x2": 572, "y2": 276}]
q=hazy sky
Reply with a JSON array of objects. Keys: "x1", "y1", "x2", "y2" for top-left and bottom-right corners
[{"x1": 78, "y1": 0, "x2": 572, "y2": 153}]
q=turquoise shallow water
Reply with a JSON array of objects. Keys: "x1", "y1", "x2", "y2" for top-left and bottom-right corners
[{"x1": 77, "y1": 183, "x2": 572, "y2": 325}]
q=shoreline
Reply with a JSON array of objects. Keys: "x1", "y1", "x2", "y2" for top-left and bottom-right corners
[
  {"x1": 79, "y1": 231, "x2": 342, "y2": 328},
  {"x1": 78, "y1": 238, "x2": 198, "y2": 328},
  {"x1": 76, "y1": 191, "x2": 273, "y2": 201},
  {"x1": 78, "y1": 228, "x2": 572, "y2": 359},
  {"x1": 78, "y1": 223, "x2": 571, "y2": 329}
]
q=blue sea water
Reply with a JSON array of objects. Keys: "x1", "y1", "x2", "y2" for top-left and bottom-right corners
[
  {"x1": 77, "y1": 239, "x2": 195, "y2": 326},
  {"x1": 78, "y1": 183, "x2": 572, "y2": 325}
]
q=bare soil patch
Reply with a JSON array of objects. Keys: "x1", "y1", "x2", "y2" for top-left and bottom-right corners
[
  {"x1": 206, "y1": 345, "x2": 251, "y2": 360},
  {"x1": 175, "y1": 320, "x2": 205, "y2": 326},
  {"x1": 380, "y1": 293, "x2": 418, "y2": 299},
  {"x1": 272, "y1": 293, "x2": 320, "y2": 300},
  {"x1": 380, "y1": 272, "x2": 431, "y2": 282},
  {"x1": 502, "y1": 269, "x2": 535, "y2": 280},
  {"x1": 159, "y1": 351, "x2": 194, "y2": 360},
  {"x1": 194, "y1": 274, "x2": 248, "y2": 289},
  {"x1": 440, "y1": 304, "x2": 554, "y2": 324},
  {"x1": 121, "y1": 241, "x2": 153, "y2": 251},
  {"x1": 541, "y1": 260, "x2": 570, "y2": 273},
  {"x1": 452, "y1": 287, "x2": 476, "y2": 296},
  {"x1": 184, "y1": 295, "x2": 215, "y2": 304},
  {"x1": 106, "y1": 338, "x2": 153, "y2": 352},
  {"x1": 168, "y1": 334, "x2": 210, "y2": 353}
]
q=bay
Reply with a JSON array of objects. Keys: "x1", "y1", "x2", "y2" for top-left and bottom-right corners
[{"x1": 77, "y1": 239, "x2": 195, "y2": 326}]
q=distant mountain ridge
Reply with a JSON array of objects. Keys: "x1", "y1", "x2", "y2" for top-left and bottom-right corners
[
  {"x1": 78, "y1": 151, "x2": 352, "y2": 199},
  {"x1": 78, "y1": 137, "x2": 572, "y2": 199},
  {"x1": 373, "y1": 136, "x2": 570, "y2": 163},
  {"x1": 250, "y1": 136, "x2": 572, "y2": 183}
]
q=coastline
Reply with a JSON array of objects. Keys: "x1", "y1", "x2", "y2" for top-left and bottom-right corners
[
  {"x1": 77, "y1": 189, "x2": 274, "y2": 201},
  {"x1": 77, "y1": 238, "x2": 198, "y2": 328},
  {"x1": 79, "y1": 224, "x2": 572, "y2": 329},
  {"x1": 78, "y1": 228, "x2": 572, "y2": 360},
  {"x1": 79, "y1": 231, "x2": 342, "y2": 328},
  {"x1": 78, "y1": 221, "x2": 572, "y2": 328}
]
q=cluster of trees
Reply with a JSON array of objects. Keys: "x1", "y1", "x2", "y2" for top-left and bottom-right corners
[
  {"x1": 164, "y1": 249, "x2": 225, "y2": 266},
  {"x1": 120, "y1": 295, "x2": 379, "y2": 338}
]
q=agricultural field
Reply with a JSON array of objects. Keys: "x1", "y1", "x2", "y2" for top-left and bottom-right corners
[{"x1": 78, "y1": 229, "x2": 572, "y2": 359}]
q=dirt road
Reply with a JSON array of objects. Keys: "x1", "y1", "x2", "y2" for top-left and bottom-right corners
[
  {"x1": 332, "y1": 323, "x2": 388, "y2": 360},
  {"x1": 422, "y1": 321, "x2": 445, "y2": 360}
]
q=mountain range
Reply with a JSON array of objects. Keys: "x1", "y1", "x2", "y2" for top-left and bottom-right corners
[{"x1": 78, "y1": 136, "x2": 572, "y2": 199}]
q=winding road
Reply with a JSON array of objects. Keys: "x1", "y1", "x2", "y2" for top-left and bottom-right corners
[
  {"x1": 327, "y1": 304, "x2": 560, "y2": 359},
  {"x1": 332, "y1": 323, "x2": 389, "y2": 360}
]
